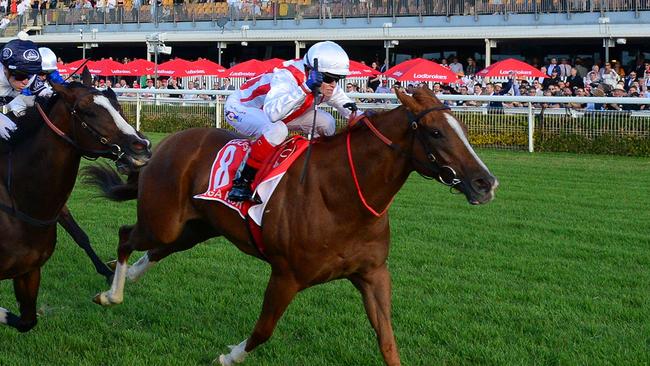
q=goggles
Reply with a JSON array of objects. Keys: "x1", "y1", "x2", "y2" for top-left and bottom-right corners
[
  {"x1": 322, "y1": 72, "x2": 345, "y2": 84},
  {"x1": 10, "y1": 71, "x2": 32, "y2": 82}
]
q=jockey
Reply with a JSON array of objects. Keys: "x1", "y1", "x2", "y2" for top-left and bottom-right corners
[
  {"x1": 0, "y1": 33, "x2": 64, "y2": 139},
  {"x1": 225, "y1": 41, "x2": 358, "y2": 202}
]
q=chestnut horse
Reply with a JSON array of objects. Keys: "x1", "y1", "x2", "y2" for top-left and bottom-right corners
[
  {"x1": 88, "y1": 88, "x2": 498, "y2": 365},
  {"x1": 0, "y1": 82, "x2": 151, "y2": 332}
]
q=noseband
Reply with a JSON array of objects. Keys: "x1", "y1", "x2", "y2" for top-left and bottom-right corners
[{"x1": 36, "y1": 92, "x2": 125, "y2": 161}]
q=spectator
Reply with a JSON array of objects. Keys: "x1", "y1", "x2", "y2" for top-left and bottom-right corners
[
  {"x1": 449, "y1": 57, "x2": 464, "y2": 75},
  {"x1": 375, "y1": 79, "x2": 391, "y2": 94},
  {"x1": 558, "y1": 58, "x2": 572, "y2": 78},
  {"x1": 465, "y1": 57, "x2": 477, "y2": 76},
  {"x1": 167, "y1": 77, "x2": 182, "y2": 98},
  {"x1": 366, "y1": 61, "x2": 380, "y2": 91},
  {"x1": 220, "y1": 77, "x2": 235, "y2": 90},
  {"x1": 601, "y1": 62, "x2": 619, "y2": 88},
  {"x1": 574, "y1": 57, "x2": 588, "y2": 78},
  {"x1": 546, "y1": 58, "x2": 559, "y2": 76},
  {"x1": 565, "y1": 67, "x2": 584, "y2": 89},
  {"x1": 142, "y1": 78, "x2": 155, "y2": 98},
  {"x1": 624, "y1": 71, "x2": 637, "y2": 91}
]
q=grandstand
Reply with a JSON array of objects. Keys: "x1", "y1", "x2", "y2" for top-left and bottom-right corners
[{"x1": 0, "y1": 1, "x2": 649, "y2": 70}]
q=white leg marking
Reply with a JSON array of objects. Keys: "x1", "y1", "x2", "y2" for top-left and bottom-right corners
[
  {"x1": 126, "y1": 252, "x2": 156, "y2": 282},
  {"x1": 444, "y1": 114, "x2": 490, "y2": 172},
  {"x1": 93, "y1": 95, "x2": 139, "y2": 137},
  {"x1": 0, "y1": 307, "x2": 8, "y2": 324},
  {"x1": 97, "y1": 261, "x2": 128, "y2": 306},
  {"x1": 218, "y1": 339, "x2": 249, "y2": 365}
]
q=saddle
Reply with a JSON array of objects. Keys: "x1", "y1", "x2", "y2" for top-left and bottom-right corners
[{"x1": 194, "y1": 136, "x2": 310, "y2": 254}]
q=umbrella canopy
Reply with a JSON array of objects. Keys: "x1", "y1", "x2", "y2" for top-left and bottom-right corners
[
  {"x1": 125, "y1": 58, "x2": 156, "y2": 75},
  {"x1": 59, "y1": 59, "x2": 88, "y2": 74},
  {"x1": 186, "y1": 58, "x2": 227, "y2": 77},
  {"x1": 382, "y1": 58, "x2": 428, "y2": 79},
  {"x1": 347, "y1": 60, "x2": 381, "y2": 78},
  {"x1": 89, "y1": 59, "x2": 134, "y2": 76},
  {"x1": 225, "y1": 59, "x2": 268, "y2": 78},
  {"x1": 476, "y1": 58, "x2": 546, "y2": 78},
  {"x1": 386, "y1": 59, "x2": 458, "y2": 83},
  {"x1": 156, "y1": 58, "x2": 192, "y2": 77},
  {"x1": 261, "y1": 58, "x2": 286, "y2": 71}
]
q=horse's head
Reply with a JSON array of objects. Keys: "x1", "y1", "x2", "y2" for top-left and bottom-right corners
[
  {"x1": 50, "y1": 82, "x2": 151, "y2": 171},
  {"x1": 396, "y1": 87, "x2": 498, "y2": 204}
]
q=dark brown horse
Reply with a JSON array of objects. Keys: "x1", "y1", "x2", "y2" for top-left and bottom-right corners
[
  {"x1": 0, "y1": 82, "x2": 151, "y2": 332},
  {"x1": 88, "y1": 88, "x2": 498, "y2": 365}
]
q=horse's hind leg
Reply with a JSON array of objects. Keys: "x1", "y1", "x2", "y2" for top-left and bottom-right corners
[
  {"x1": 127, "y1": 221, "x2": 216, "y2": 282},
  {"x1": 58, "y1": 205, "x2": 113, "y2": 281},
  {"x1": 218, "y1": 271, "x2": 299, "y2": 365},
  {"x1": 349, "y1": 264, "x2": 401, "y2": 366},
  {"x1": 2, "y1": 269, "x2": 41, "y2": 332},
  {"x1": 93, "y1": 225, "x2": 136, "y2": 306}
]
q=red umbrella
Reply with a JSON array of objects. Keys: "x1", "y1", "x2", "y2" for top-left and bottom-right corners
[
  {"x1": 262, "y1": 58, "x2": 286, "y2": 71},
  {"x1": 476, "y1": 58, "x2": 546, "y2": 78},
  {"x1": 60, "y1": 59, "x2": 88, "y2": 74},
  {"x1": 125, "y1": 58, "x2": 156, "y2": 75},
  {"x1": 90, "y1": 59, "x2": 134, "y2": 76},
  {"x1": 225, "y1": 59, "x2": 267, "y2": 78},
  {"x1": 347, "y1": 60, "x2": 381, "y2": 78},
  {"x1": 156, "y1": 58, "x2": 192, "y2": 77},
  {"x1": 386, "y1": 59, "x2": 458, "y2": 83},
  {"x1": 186, "y1": 58, "x2": 227, "y2": 77},
  {"x1": 382, "y1": 58, "x2": 428, "y2": 79}
]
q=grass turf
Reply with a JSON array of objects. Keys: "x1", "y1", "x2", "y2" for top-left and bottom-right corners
[{"x1": 1, "y1": 133, "x2": 649, "y2": 365}]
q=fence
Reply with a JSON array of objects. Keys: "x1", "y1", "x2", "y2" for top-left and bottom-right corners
[
  {"x1": 114, "y1": 89, "x2": 650, "y2": 156},
  {"x1": 7, "y1": 0, "x2": 649, "y2": 32}
]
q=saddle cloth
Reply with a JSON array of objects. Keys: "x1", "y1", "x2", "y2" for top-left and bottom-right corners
[{"x1": 194, "y1": 136, "x2": 308, "y2": 226}]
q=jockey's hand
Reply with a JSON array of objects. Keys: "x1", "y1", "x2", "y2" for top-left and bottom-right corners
[
  {"x1": 7, "y1": 95, "x2": 35, "y2": 117},
  {"x1": 305, "y1": 69, "x2": 323, "y2": 93},
  {"x1": 343, "y1": 102, "x2": 358, "y2": 112}
]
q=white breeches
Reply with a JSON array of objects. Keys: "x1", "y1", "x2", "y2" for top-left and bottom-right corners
[{"x1": 224, "y1": 103, "x2": 336, "y2": 146}]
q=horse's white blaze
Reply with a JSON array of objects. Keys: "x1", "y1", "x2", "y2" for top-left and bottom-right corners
[
  {"x1": 0, "y1": 307, "x2": 8, "y2": 324},
  {"x1": 218, "y1": 339, "x2": 249, "y2": 365},
  {"x1": 93, "y1": 95, "x2": 139, "y2": 137},
  {"x1": 444, "y1": 113, "x2": 489, "y2": 172},
  {"x1": 126, "y1": 252, "x2": 156, "y2": 282}
]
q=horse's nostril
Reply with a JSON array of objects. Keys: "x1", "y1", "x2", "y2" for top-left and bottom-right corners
[
  {"x1": 471, "y1": 177, "x2": 492, "y2": 194},
  {"x1": 132, "y1": 141, "x2": 147, "y2": 152}
]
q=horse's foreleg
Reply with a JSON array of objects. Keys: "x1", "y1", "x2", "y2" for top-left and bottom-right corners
[
  {"x1": 217, "y1": 271, "x2": 299, "y2": 366},
  {"x1": 58, "y1": 205, "x2": 113, "y2": 280},
  {"x1": 350, "y1": 264, "x2": 401, "y2": 366},
  {"x1": 6, "y1": 268, "x2": 42, "y2": 332},
  {"x1": 93, "y1": 225, "x2": 134, "y2": 306}
]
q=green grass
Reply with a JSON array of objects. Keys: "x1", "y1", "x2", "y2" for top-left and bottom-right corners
[{"x1": 1, "y1": 133, "x2": 649, "y2": 365}]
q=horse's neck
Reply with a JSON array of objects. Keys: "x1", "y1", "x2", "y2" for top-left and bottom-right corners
[
  {"x1": 325, "y1": 111, "x2": 412, "y2": 216},
  {"x1": 8, "y1": 106, "x2": 81, "y2": 219}
]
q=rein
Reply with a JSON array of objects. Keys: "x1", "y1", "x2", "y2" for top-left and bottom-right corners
[
  {"x1": 36, "y1": 99, "x2": 125, "y2": 161},
  {"x1": 346, "y1": 106, "x2": 460, "y2": 217}
]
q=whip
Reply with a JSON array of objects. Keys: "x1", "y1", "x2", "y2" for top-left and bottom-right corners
[{"x1": 300, "y1": 58, "x2": 319, "y2": 184}]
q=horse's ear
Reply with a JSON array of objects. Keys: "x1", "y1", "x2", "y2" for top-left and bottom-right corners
[
  {"x1": 395, "y1": 88, "x2": 420, "y2": 113},
  {"x1": 52, "y1": 83, "x2": 76, "y2": 104},
  {"x1": 103, "y1": 87, "x2": 117, "y2": 101},
  {"x1": 81, "y1": 67, "x2": 93, "y2": 87}
]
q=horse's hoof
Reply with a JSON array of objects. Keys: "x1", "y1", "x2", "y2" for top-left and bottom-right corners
[
  {"x1": 92, "y1": 292, "x2": 119, "y2": 307},
  {"x1": 217, "y1": 354, "x2": 233, "y2": 366},
  {"x1": 106, "y1": 260, "x2": 118, "y2": 271}
]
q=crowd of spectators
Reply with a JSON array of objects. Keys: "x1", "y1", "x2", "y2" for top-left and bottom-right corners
[{"x1": 344, "y1": 55, "x2": 650, "y2": 110}]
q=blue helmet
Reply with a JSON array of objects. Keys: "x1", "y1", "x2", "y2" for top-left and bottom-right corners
[{"x1": 1, "y1": 39, "x2": 42, "y2": 76}]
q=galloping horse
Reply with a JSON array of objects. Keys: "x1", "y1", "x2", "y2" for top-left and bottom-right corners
[
  {"x1": 88, "y1": 88, "x2": 498, "y2": 365},
  {"x1": 0, "y1": 82, "x2": 151, "y2": 332}
]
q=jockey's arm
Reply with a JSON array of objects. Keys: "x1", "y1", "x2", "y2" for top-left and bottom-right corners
[
  {"x1": 325, "y1": 84, "x2": 355, "y2": 119},
  {"x1": 264, "y1": 69, "x2": 312, "y2": 122}
]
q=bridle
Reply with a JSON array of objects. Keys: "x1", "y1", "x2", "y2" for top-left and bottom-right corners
[
  {"x1": 0, "y1": 89, "x2": 127, "y2": 227},
  {"x1": 346, "y1": 105, "x2": 462, "y2": 217},
  {"x1": 36, "y1": 91, "x2": 126, "y2": 161}
]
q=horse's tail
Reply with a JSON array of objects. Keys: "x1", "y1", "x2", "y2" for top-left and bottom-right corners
[{"x1": 82, "y1": 163, "x2": 139, "y2": 202}]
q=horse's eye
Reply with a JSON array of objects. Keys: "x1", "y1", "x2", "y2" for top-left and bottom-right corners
[{"x1": 430, "y1": 129, "x2": 443, "y2": 139}]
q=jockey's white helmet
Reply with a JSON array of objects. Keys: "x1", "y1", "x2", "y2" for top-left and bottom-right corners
[
  {"x1": 303, "y1": 41, "x2": 350, "y2": 77},
  {"x1": 39, "y1": 47, "x2": 58, "y2": 73}
]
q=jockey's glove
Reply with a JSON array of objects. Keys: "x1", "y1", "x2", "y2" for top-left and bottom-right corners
[
  {"x1": 343, "y1": 102, "x2": 358, "y2": 112},
  {"x1": 305, "y1": 69, "x2": 323, "y2": 93},
  {"x1": 22, "y1": 77, "x2": 50, "y2": 98},
  {"x1": 6, "y1": 95, "x2": 36, "y2": 117}
]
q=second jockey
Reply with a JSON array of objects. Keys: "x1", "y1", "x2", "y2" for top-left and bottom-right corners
[{"x1": 225, "y1": 41, "x2": 358, "y2": 202}]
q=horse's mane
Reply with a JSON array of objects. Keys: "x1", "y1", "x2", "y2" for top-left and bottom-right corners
[
  {"x1": 0, "y1": 82, "x2": 100, "y2": 150},
  {"x1": 320, "y1": 108, "x2": 396, "y2": 143}
]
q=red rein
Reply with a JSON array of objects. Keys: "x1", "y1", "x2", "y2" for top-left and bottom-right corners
[{"x1": 346, "y1": 114, "x2": 395, "y2": 217}]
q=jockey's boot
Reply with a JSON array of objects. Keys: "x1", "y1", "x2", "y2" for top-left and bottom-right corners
[
  {"x1": 228, "y1": 135, "x2": 276, "y2": 202},
  {"x1": 228, "y1": 164, "x2": 257, "y2": 202}
]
